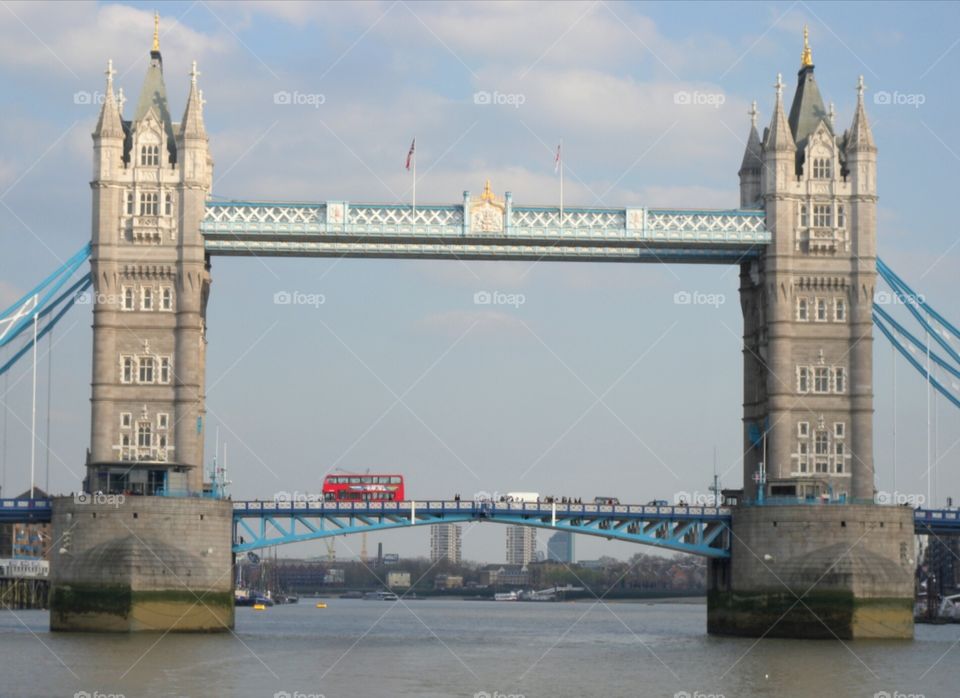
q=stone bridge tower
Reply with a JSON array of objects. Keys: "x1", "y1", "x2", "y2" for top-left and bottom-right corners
[
  {"x1": 87, "y1": 19, "x2": 212, "y2": 495},
  {"x1": 739, "y1": 29, "x2": 877, "y2": 503}
]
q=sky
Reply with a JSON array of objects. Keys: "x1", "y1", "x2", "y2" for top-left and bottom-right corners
[{"x1": 0, "y1": 0, "x2": 959, "y2": 563}]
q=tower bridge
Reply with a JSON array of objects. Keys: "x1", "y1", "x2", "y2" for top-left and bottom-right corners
[{"x1": 2, "y1": 23, "x2": 958, "y2": 638}]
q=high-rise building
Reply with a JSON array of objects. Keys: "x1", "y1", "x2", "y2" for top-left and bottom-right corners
[
  {"x1": 430, "y1": 524, "x2": 462, "y2": 564},
  {"x1": 547, "y1": 530, "x2": 574, "y2": 563},
  {"x1": 506, "y1": 526, "x2": 537, "y2": 565}
]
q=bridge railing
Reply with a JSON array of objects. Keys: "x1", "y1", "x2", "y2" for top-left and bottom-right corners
[{"x1": 231, "y1": 499, "x2": 732, "y2": 518}]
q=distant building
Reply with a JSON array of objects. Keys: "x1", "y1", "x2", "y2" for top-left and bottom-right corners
[
  {"x1": 506, "y1": 526, "x2": 537, "y2": 565},
  {"x1": 387, "y1": 571, "x2": 411, "y2": 589},
  {"x1": 434, "y1": 574, "x2": 463, "y2": 590},
  {"x1": 547, "y1": 530, "x2": 575, "y2": 563},
  {"x1": 480, "y1": 564, "x2": 529, "y2": 587},
  {"x1": 430, "y1": 523, "x2": 462, "y2": 564}
]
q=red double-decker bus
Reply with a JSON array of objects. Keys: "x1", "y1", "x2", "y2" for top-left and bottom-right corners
[{"x1": 322, "y1": 474, "x2": 405, "y2": 502}]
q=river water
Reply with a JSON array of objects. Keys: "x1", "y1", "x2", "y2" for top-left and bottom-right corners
[{"x1": 0, "y1": 599, "x2": 955, "y2": 698}]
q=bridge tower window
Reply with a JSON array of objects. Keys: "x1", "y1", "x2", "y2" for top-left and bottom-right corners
[
  {"x1": 126, "y1": 191, "x2": 134, "y2": 216},
  {"x1": 160, "y1": 286, "x2": 173, "y2": 311},
  {"x1": 814, "y1": 367, "x2": 830, "y2": 393},
  {"x1": 122, "y1": 286, "x2": 135, "y2": 311},
  {"x1": 799, "y1": 204, "x2": 808, "y2": 228},
  {"x1": 816, "y1": 298, "x2": 828, "y2": 321},
  {"x1": 140, "y1": 144, "x2": 160, "y2": 166},
  {"x1": 138, "y1": 357, "x2": 155, "y2": 383},
  {"x1": 139, "y1": 192, "x2": 159, "y2": 216},
  {"x1": 159, "y1": 356, "x2": 171, "y2": 384},
  {"x1": 141, "y1": 286, "x2": 153, "y2": 311},
  {"x1": 137, "y1": 422, "x2": 152, "y2": 449},
  {"x1": 121, "y1": 356, "x2": 134, "y2": 384},
  {"x1": 797, "y1": 297, "x2": 809, "y2": 321},
  {"x1": 812, "y1": 158, "x2": 832, "y2": 179},
  {"x1": 837, "y1": 204, "x2": 845, "y2": 228},
  {"x1": 834, "y1": 367, "x2": 846, "y2": 393},
  {"x1": 813, "y1": 204, "x2": 831, "y2": 227},
  {"x1": 835, "y1": 298, "x2": 847, "y2": 321},
  {"x1": 798, "y1": 367, "x2": 810, "y2": 393},
  {"x1": 164, "y1": 192, "x2": 173, "y2": 216},
  {"x1": 120, "y1": 412, "x2": 132, "y2": 429}
]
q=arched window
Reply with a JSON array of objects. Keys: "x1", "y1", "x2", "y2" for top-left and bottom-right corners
[
  {"x1": 164, "y1": 192, "x2": 173, "y2": 216},
  {"x1": 799, "y1": 204, "x2": 808, "y2": 228}
]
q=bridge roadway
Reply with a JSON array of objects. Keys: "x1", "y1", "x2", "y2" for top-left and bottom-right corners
[{"x1": 4, "y1": 499, "x2": 958, "y2": 557}]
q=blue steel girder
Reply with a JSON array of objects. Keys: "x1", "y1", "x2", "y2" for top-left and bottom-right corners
[
  {"x1": 202, "y1": 202, "x2": 769, "y2": 264},
  {"x1": 231, "y1": 500, "x2": 733, "y2": 558}
]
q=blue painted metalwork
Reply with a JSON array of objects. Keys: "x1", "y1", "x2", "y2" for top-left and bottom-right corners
[
  {"x1": 873, "y1": 259, "x2": 960, "y2": 410},
  {"x1": 914, "y1": 508, "x2": 960, "y2": 535},
  {"x1": 201, "y1": 200, "x2": 770, "y2": 263},
  {"x1": 231, "y1": 500, "x2": 734, "y2": 558},
  {"x1": 0, "y1": 499, "x2": 52, "y2": 524},
  {"x1": 0, "y1": 244, "x2": 92, "y2": 378}
]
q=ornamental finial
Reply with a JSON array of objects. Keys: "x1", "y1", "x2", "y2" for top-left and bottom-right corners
[
  {"x1": 105, "y1": 58, "x2": 116, "y2": 93},
  {"x1": 857, "y1": 75, "x2": 866, "y2": 101},
  {"x1": 775, "y1": 73, "x2": 783, "y2": 100},
  {"x1": 749, "y1": 100, "x2": 758, "y2": 129},
  {"x1": 190, "y1": 60, "x2": 200, "y2": 86},
  {"x1": 801, "y1": 24, "x2": 813, "y2": 67},
  {"x1": 828, "y1": 101, "x2": 836, "y2": 124},
  {"x1": 481, "y1": 179, "x2": 494, "y2": 202},
  {"x1": 152, "y1": 11, "x2": 160, "y2": 52},
  {"x1": 118, "y1": 87, "x2": 126, "y2": 115}
]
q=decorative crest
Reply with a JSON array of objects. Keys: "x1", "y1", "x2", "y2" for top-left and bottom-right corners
[
  {"x1": 480, "y1": 179, "x2": 497, "y2": 203},
  {"x1": 471, "y1": 180, "x2": 504, "y2": 233},
  {"x1": 152, "y1": 11, "x2": 160, "y2": 52},
  {"x1": 801, "y1": 24, "x2": 813, "y2": 67}
]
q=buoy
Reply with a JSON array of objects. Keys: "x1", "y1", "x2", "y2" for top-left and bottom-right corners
[
  {"x1": 253, "y1": 603, "x2": 267, "y2": 611},
  {"x1": 316, "y1": 602, "x2": 327, "y2": 609}
]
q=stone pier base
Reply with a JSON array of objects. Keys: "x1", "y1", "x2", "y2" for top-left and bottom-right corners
[
  {"x1": 49, "y1": 496, "x2": 234, "y2": 632},
  {"x1": 707, "y1": 504, "x2": 914, "y2": 639}
]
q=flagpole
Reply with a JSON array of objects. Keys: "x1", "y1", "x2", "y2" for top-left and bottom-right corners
[
  {"x1": 30, "y1": 312, "x2": 37, "y2": 499},
  {"x1": 412, "y1": 142, "x2": 417, "y2": 215},
  {"x1": 559, "y1": 138, "x2": 564, "y2": 230}
]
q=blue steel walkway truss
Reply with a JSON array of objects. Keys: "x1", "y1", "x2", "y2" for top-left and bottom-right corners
[{"x1": 232, "y1": 500, "x2": 734, "y2": 558}]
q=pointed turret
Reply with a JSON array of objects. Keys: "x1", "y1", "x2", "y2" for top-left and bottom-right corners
[
  {"x1": 133, "y1": 12, "x2": 176, "y2": 163},
  {"x1": 847, "y1": 76, "x2": 876, "y2": 152},
  {"x1": 787, "y1": 26, "x2": 832, "y2": 173},
  {"x1": 93, "y1": 59, "x2": 123, "y2": 140},
  {"x1": 739, "y1": 101, "x2": 763, "y2": 208},
  {"x1": 179, "y1": 61, "x2": 207, "y2": 140},
  {"x1": 92, "y1": 59, "x2": 124, "y2": 181},
  {"x1": 763, "y1": 73, "x2": 796, "y2": 153}
]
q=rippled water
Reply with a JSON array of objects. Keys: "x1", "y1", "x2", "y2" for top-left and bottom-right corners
[{"x1": 0, "y1": 599, "x2": 956, "y2": 698}]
